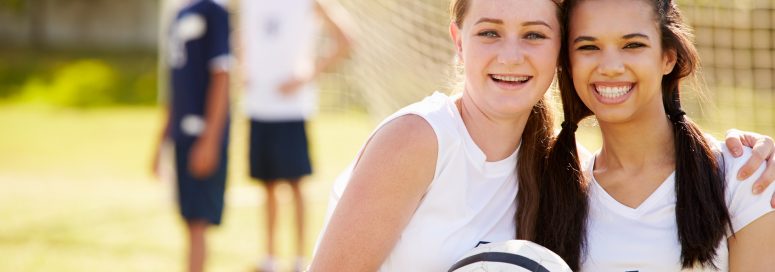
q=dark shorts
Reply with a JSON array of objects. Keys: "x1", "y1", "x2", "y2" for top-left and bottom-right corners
[
  {"x1": 174, "y1": 137, "x2": 228, "y2": 225},
  {"x1": 249, "y1": 119, "x2": 312, "y2": 182}
]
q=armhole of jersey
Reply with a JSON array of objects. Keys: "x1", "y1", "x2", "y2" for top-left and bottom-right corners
[{"x1": 351, "y1": 113, "x2": 440, "y2": 175}]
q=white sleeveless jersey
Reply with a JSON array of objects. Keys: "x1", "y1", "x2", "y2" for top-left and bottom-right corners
[
  {"x1": 239, "y1": 0, "x2": 318, "y2": 121},
  {"x1": 582, "y1": 142, "x2": 775, "y2": 271},
  {"x1": 315, "y1": 92, "x2": 520, "y2": 271}
]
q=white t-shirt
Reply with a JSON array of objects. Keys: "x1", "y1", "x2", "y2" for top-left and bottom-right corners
[
  {"x1": 315, "y1": 92, "x2": 519, "y2": 271},
  {"x1": 582, "y1": 142, "x2": 775, "y2": 271},
  {"x1": 239, "y1": 0, "x2": 319, "y2": 121}
]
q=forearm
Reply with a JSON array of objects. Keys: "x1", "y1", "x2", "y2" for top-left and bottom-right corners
[
  {"x1": 201, "y1": 71, "x2": 229, "y2": 143},
  {"x1": 158, "y1": 100, "x2": 172, "y2": 143},
  {"x1": 311, "y1": 0, "x2": 353, "y2": 80},
  {"x1": 311, "y1": 40, "x2": 350, "y2": 80}
]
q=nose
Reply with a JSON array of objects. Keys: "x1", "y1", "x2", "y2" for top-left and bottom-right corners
[
  {"x1": 497, "y1": 38, "x2": 526, "y2": 65},
  {"x1": 597, "y1": 50, "x2": 625, "y2": 77}
]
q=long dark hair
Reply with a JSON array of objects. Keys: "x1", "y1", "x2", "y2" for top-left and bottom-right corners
[
  {"x1": 536, "y1": 0, "x2": 732, "y2": 269},
  {"x1": 532, "y1": 0, "x2": 591, "y2": 268},
  {"x1": 449, "y1": 0, "x2": 558, "y2": 240}
]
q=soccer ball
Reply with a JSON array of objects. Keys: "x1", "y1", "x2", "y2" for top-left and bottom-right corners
[{"x1": 448, "y1": 240, "x2": 572, "y2": 272}]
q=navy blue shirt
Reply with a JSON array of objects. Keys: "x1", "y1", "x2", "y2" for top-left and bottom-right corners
[{"x1": 168, "y1": 0, "x2": 230, "y2": 141}]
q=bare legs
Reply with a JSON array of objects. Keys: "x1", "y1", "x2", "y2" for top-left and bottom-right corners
[
  {"x1": 289, "y1": 179, "x2": 305, "y2": 260},
  {"x1": 186, "y1": 220, "x2": 209, "y2": 272},
  {"x1": 261, "y1": 179, "x2": 306, "y2": 271}
]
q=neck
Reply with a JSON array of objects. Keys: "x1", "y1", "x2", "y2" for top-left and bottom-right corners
[
  {"x1": 457, "y1": 92, "x2": 529, "y2": 162},
  {"x1": 596, "y1": 108, "x2": 675, "y2": 171}
]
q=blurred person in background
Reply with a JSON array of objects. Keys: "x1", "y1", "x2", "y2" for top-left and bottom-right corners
[
  {"x1": 235, "y1": 0, "x2": 352, "y2": 271},
  {"x1": 153, "y1": 0, "x2": 231, "y2": 271}
]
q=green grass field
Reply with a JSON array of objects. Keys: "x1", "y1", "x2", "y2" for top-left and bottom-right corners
[
  {"x1": 0, "y1": 99, "x2": 770, "y2": 271},
  {"x1": 0, "y1": 104, "x2": 373, "y2": 271}
]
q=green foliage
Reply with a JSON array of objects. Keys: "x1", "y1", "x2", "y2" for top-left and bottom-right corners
[
  {"x1": 0, "y1": 48, "x2": 159, "y2": 108},
  {"x1": 0, "y1": 0, "x2": 24, "y2": 12},
  {"x1": 15, "y1": 60, "x2": 117, "y2": 107}
]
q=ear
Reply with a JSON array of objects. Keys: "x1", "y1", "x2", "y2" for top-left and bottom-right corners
[
  {"x1": 662, "y1": 48, "x2": 677, "y2": 75},
  {"x1": 449, "y1": 21, "x2": 464, "y2": 63}
]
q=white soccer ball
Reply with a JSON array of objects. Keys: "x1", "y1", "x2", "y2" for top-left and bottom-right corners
[{"x1": 448, "y1": 240, "x2": 572, "y2": 272}]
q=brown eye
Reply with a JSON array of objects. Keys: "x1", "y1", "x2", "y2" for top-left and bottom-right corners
[
  {"x1": 576, "y1": 45, "x2": 599, "y2": 51},
  {"x1": 624, "y1": 42, "x2": 646, "y2": 49}
]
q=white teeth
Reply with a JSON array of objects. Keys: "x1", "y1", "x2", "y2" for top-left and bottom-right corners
[
  {"x1": 492, "y1": 75, "x2": 529, "y2": 82},
  {"x1": 596, "y1": 85, "x2": 631, "y2": 98}
]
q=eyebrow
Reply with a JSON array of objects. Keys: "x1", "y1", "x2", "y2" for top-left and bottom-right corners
[
  {"x1": 623, "y1": 33, "x2": 649, "y2": 39},
  {"x1": 475, "y1": 18, "x2": 503, "y2": 25},
  {"x1": 473, "y1": 18, "x2": 552, "y2": 29},
  {"x1": 523, "y1": 21, "x2": 552, "y2": 29},
  {"x1": 573, "y1": 33, "x2": 650, "y2": 44},
  {"x1": 573, "y1": 36, "x2": 596, "y2": 44}
]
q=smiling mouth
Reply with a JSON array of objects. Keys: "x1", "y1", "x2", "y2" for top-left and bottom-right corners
[
  {"x1": 490, "y1": 74, "x2": 532, "y2": 84},
  {"x1": 594, "y1": 84, "x2": 634, "y2": 99}
]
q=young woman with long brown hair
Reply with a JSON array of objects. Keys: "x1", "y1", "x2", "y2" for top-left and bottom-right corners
[{"x1": 538, "y1": 0, "x2": 775, "y2": 270}]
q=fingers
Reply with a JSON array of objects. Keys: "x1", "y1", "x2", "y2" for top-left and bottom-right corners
[
  {"x1": 737, "y1": 146, "x2": 766, "y2": 181},
  {"x1": 772, "y1": 191, "x2": 775, "y2": 208},
  {"x1": 725, "y1": 132, "x2": 744, "y2": 157},
  {"x1": 755, "y1": 135, "x2": 775, "y2": 160},
  {"x1": 279, "y1": 80, "x2": 302, "y2": 95},
  {"x1": 753, "y1": 158, "x2": 775, "y2": 195}
]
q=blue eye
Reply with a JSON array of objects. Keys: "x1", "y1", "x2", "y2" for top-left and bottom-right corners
[
  {"x1": 525, "y1": 32, "x2": 547, "y2": 40},
  {"x1": 477, "y1": 30, "x2": 499, "y2": 38},
  {"x1": 624, "y1": 42, "x2": 646, "y2": 49}
]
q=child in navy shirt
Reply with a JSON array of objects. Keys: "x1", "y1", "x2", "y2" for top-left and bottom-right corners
[{"x1": 153, "y1": 1, "x2": 230, "y2": 271}]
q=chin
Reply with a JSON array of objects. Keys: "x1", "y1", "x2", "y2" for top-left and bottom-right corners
[
  {"x1": 594, "y1": 111, "x2": 635, "y2": 124},
  {"x1": 495, "y1": 100, "x2": 535, "y2": 117}
]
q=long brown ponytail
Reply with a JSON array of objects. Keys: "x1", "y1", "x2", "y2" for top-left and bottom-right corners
[
  {"x1": 533, "y1": 0, "x2": 592, "y2": 268},
  {"x1": 657, "y1": 0, "x2": 731, "y2": 268}
]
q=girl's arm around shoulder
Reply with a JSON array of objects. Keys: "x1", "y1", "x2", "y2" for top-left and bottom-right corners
[
  {"x1": 309, "y1": 114, "x2": 438, "y2": 272},
  {"x1": 723, "y1": 145, "x2": 775, "y2": 270}
]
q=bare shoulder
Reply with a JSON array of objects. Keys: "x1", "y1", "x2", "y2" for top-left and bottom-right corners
[
  {"x1": 311, "y1": 114, "x2": 440, "y2": 271},
  {"x1": 360, "y1": 114, "x2": 438, "y2": 167},
  {"x1": 347, "y1": 114, "x2": 439, "y2": 197}
]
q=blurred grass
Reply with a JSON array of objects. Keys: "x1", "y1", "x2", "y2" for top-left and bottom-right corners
[{"x1": 0, "y1": 103, "x2": 373, "y2": 271}]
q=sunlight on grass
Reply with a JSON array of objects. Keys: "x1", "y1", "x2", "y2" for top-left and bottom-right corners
[
  {"x1": 0, "y1": 104, "x2": 373, "y2": 272},
  {"x1": 1, "y1": 98, "x2": 770, "y2": 271}
]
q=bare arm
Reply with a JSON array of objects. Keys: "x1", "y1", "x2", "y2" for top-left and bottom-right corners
[
  {"x1": 188, "y1": 70, "x2": 229, "y2": 178},
  {"x1": 313, "y1": 0, "x2": 353, "y2": 77},
  {"x1": 310, "y1": 115, "x2": 437, "y2": 271},
  {"x1": 280, "y1": 0, "x2": 354, "y2": 94},
  {"x1": 152, "y1": 100, "x2": 173, "y2": 178},
  {"x1": 233, "y1": 1, "x2": 248, "y2": 87},
  {"x1": 728, "y1": 211, "x2": 775, "y2": 269}
]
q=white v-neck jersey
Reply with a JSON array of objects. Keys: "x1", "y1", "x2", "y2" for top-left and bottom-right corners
[
  {"x1": 314, "y1": 92, "x2": 519, "y2": 272},
  {"x1": 582, "y1": 142, "x2": 775, "y2": 271}
]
